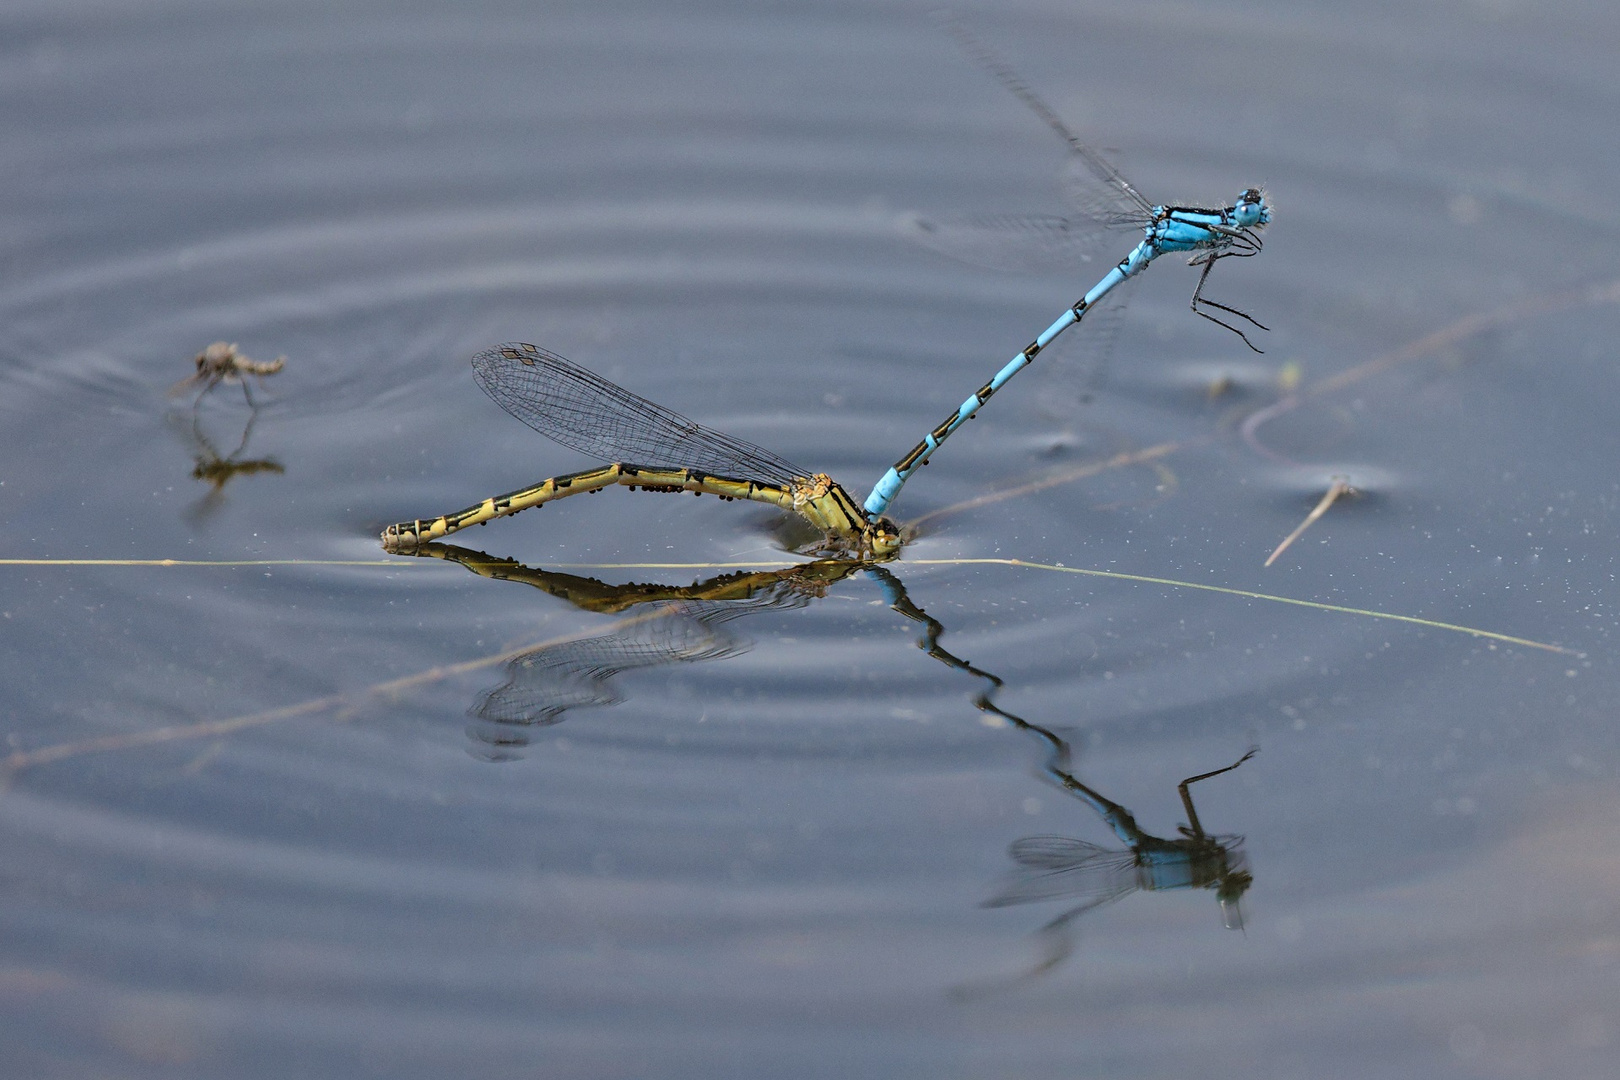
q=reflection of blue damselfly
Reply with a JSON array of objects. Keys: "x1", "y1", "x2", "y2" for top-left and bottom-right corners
[
  {"x1": 861, "y1": 31, "x2": 1272, "y2": 518},
  {"x1": 985, "y1": 749, "x2": 1256, "y2": 930},
  {"x1": 966, "y1": 749, "x2": 1255, "y2": 991},
  {"x1": 876, "y1": 567, "x2": 1254, "y2": 927},
  {"x1": 871, "y1": 566, "x2": 1256, "y2": 987}
]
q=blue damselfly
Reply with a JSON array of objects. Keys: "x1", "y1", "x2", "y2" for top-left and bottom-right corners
[{"x1": 862, "y1": 31, "x2": 1271, "y2": 517}]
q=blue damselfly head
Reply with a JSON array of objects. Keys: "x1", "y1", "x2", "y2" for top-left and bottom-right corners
[{"x1": 1235, "y1": 189, "x2": 1271, "y2": 228}]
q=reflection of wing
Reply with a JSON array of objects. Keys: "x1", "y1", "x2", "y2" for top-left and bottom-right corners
[
  {"x1": 472, "y1": 602, "x2": 742, "y2": 730},
  {"x1": 984, "y1": 835, "x2": 1141, "y2": 908},
  {"x1": 467, "y1": 584, "x2": 820, "y2": 759}
]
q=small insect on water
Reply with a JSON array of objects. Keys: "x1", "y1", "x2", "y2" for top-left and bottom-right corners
[{"x1": 168, "y1": 342, "x2": 286, "y2": 406}]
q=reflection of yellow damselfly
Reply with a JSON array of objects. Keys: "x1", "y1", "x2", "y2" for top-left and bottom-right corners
[
  {"x1": 411, "y1": 542, "x2": 863, "y2": 613},
  {"x1": 382, "y1": 343, "x2": 900, "y2": 557},
  {"x1": 409, "y1": 543, "x2": 868, "y2": 759}
]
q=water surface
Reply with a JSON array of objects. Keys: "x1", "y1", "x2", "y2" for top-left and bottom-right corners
[{"x1": 2, "y1": 1, "x2": 1618, "y2": 1076}]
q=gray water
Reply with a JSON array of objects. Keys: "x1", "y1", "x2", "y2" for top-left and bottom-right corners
[{"x1": 3, "y1": 1, "x2": 1618, "y2": 1076}]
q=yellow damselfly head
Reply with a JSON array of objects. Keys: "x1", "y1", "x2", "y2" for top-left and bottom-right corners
[{"x1": 866, "y1": 517, "x2": 903, "y2": 558}]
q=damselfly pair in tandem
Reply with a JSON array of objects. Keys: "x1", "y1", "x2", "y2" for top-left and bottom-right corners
[{"x1": 382, "y1": 64, "x2": 1270, "y2": 556}]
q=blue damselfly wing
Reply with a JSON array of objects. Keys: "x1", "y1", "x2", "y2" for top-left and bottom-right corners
[{"x1": 905, "y1": 208, "x2": 1138, "y2": 406}]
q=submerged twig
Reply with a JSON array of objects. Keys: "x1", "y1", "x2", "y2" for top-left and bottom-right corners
[
  {"x1": 1242, "y1": 278, "x2": 1620, "y2": 459},
  {"x1": 0, "y1": 609, "x2": 673, "y2": 785},
  {"x1": 905, "y1": 441, "x2": 1180, "y2": 532}
]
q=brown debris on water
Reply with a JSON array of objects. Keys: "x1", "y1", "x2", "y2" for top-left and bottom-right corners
[{"x1": 1265, "y1": 476, "x2": 1354, "y2": 567}]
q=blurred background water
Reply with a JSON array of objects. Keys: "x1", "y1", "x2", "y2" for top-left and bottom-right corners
[{"x1": 2, "y1": 1, "x2": 1618, "y2": 1076}]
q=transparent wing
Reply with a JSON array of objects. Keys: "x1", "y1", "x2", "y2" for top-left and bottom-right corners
[
  {"x1": 166, "y1": 371, "x2": 209, "y2": 399},
  {"x1": 1036, "y1": 274, "x2": 1137, "y2": 404},
  {"x1": 905, "y1": 216, "x2": 1138, "y2": 403},
  {"x1": 471, "y1": 343, "x2": 808, "y2": 487},
  {"x1": 945, "y1": 17, "x2": 1157, "y2": 224},
  {"x1": 984, "y1": 835, "x2": 1141, "y2": 908},
  {"x1": 1061, "y1": 152, "x2": 1157, "y2": 226},
  {"x1": 905, "y1": 212, "x2": 1118, "y2": 274}
]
